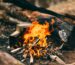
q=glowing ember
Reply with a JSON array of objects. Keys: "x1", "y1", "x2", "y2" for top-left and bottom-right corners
[{"x1": 23, "y1": 21, "x2": 51, "y2": 57}]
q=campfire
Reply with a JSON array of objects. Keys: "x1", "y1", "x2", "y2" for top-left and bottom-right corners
[
  {"x1": 22, "y1": 21, "x2": 51, "y2": 63},
  {"x1": 23, "y1": 21, "x2": 50, "y2": 57},
  {"x1": 9, "y1": 17, "x2": 65, "y2": 64},
  {"x1": 1, "y1": 0, "x2": 75, "y2": 65}
]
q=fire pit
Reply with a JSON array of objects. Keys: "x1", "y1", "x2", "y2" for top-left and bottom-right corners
[{"x1": 9, "y1": 17, "x2": 65, "y2": 65}]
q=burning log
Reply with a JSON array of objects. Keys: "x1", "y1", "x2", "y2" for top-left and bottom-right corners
[{"x1": 32, "y1": 38, "x2": 40, "y2": 46}]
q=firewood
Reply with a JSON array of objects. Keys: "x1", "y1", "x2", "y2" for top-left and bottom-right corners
[
  {"x1": 30, "y1": 54, "x2": 34, "y2": 63},
  {"x1": 17, "y1": 23, "x2": 32, "y2": 28},
  {"x1": 10, "y1": 48, "x2": 21, "y2": 53},
  {"x1": 0, "y1": 3, "x2": 29, "y2": 22},
  {"x1": 0, "y1": 51, "x2": 24, "y2": 65},
  {"x1": 50, "y1": 55, "x2": 66, "y2": 65},
  {"x1": 32, "y1": 38, "x2": 40, "y2": 46},
  {"x1": 1, "y1": 14, "x2": 31, "y2": 25},
  {"x1": 10, "y1": 31, "x2": 20, "y2": 37}
]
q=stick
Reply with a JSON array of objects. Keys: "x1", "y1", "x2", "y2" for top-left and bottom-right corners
[
  {"x1": 50, "y1": 55, "x2": 66, "y2": 65},
  {"x1": 30, "y1": 54, "x2": 34, "y2": 63},
  {"x1": 10, "y1": 48, "x2": 21, "y2": 53}
]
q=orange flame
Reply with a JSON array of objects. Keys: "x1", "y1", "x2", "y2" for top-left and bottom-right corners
[{"x1": 23, "y1": 21, "x2": 51, "y2": 57}]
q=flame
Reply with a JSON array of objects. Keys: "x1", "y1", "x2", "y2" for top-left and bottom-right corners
[{"x1": 23, "y1": 21, "x2": 51, "y2": 57}]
